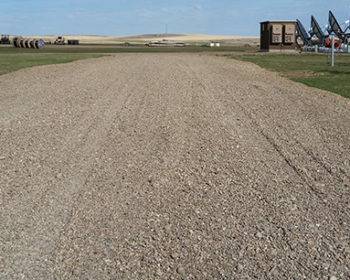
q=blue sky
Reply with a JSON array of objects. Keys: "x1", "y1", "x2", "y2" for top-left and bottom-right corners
[{"x1": 1, "y1": 0, "x2": 350, "y2": 36}]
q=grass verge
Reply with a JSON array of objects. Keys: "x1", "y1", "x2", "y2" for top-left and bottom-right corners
[
  {"x1": 0, "y1": 44, "x2": 258, "y2": 54},
  {"x1": 0, "y1": 44, "x2": 256, "y2": 75},
  {"x1": 225, "y1": 53, "x2": 350, "y2": 98},
  {"x1": 0, "y1": 53, "x2": 103, "y2": 75}
]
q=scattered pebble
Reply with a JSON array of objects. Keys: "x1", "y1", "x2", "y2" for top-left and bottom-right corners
[
  {"x1": 170, "y1": 253, "x2": 178, "y2": 260},
  {"x1": 343, "y1": 178, "x2": 350, "y2": 187},
  {"x1": 290, "y1": 204, "x2": 298, "y2": 211},
  {"x1": 165, "y1": 224, "x2": 171, "y2": 234},
  {"x1": 177, "y1": 266, "x2": 185, "y2": 276},
  {"x1": 104, "y1": 259, "x2": 112, "y2": 265},
  {"x1": 1, "y1": 52, "x2": 349, "y2": 279}
]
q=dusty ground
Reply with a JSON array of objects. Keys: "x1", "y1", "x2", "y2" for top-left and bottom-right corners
[{"x1": 0, "y1": 54, "x2": 349, "y2": 280}]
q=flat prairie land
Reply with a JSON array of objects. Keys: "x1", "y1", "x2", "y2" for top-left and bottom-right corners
[
  {"x1": 28, "y1": 34, "x2": 259, "y2": 45},
  {"x1": 0, "y1": 54, "x2": 349, "y2": 279}
]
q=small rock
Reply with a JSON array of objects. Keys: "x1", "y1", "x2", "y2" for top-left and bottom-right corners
[
  {"x1": 170, "y1": 253, "x2": 178, "y2": 260},
  {"x1": 256, "y1": 232, "x2": 263, "y2": 239},
  {"x1": 177, "y1": 266, "x2": 185, "y2": 276},
  {"x1": 155, "y1": 268, "x2": 162, "y2": 276},
  {"x1": 316, "y1": 182, "x2": 325, "y2": 188},
  {"x1": 104, "y1": 259, "x2": 112, "y2": 265},
  {"x1": 0, "y1": 156, "x2": 6, "y2": 160},
  {"x1": 290, "y1": 204, "x2": 298, "y2": 211},
  {"x1": 329, "y1": 276, "x2": 337, "y2": 280},
  {"x1": 56, "y1": 173, "x2": 63, "y2": 179},
  {"x1": 165, "y1": 224, "x2": 171, "y2": 234},
  {"x1": 343, "y1": 178, "x2": 350, "y2": 187}
]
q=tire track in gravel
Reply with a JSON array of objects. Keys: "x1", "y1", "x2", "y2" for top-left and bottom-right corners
[
  {"x1": 53, "y1": 55, "x2": 194, "y2": 280},
  {"x1": 178, "y1": 58, "x2": 306, "y2": 278},
  {"x1": 180, "y1": 57, "x2": 312, "y2": 277},
  {"x1": 179, "y1": 54, "x2": 350, "y2": 278},
  {"x1": 1, "y1": 54, "x2": 349, "y2": 280},
  {"x1": 0, "y1": 55, "x2": 150, "y2": 279}
]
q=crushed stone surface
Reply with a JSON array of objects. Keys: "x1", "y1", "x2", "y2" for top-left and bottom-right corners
[{"x1": 0, "y1": 54, "x2": 349, "y2": 279}]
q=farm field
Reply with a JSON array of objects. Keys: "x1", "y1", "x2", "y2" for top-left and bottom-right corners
[{"x1": 0, "y1": 54, "x2": 349, "y2": 279}]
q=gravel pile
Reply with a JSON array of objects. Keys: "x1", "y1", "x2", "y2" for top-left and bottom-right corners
[{"x1": 0, "y1": 54, "x2": 349, "y2": 279}]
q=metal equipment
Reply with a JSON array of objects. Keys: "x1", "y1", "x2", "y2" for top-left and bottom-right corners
[
  {"x1": 0, "y1": 34, "x2": 11, "y2": 44},
  {"x1": 13, "y1": 37, "x2": 45, "y2": 49},
  {"x1": 296, "y1": 20, "x2": 311, "y2": 46},
  {"x1": 67, "y1": 39, "x2": 79, "y2": 45},
  {"x1": 146, "y1": 39, "x2": 186, "y2": 47},
  {"x1": 295, "y1": 11, "x2": 350, "y2": 53},
  {"x1": 54, "y1": 36, "x2": 66, "y2": 45},
  {"x1": 310, "y1": 16, "x2": 326, "y2": 45},
  {"x1": 328, "y1": 11, "x2": 350, "y2": 43}
]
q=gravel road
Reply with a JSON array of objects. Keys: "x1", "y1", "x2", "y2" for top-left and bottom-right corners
[{"x1": 0, "y1": 54, "x2": 349, "y2": 279}]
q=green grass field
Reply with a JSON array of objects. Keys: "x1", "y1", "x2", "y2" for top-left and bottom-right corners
[
  {"x1": 0, "y1": 44, "x2": 256, "y2": 75},
  {"x1": 226, "y1": 53, "x2": 350, "y2": 98},
  {"x1": 0, "y1": 44, "x2": 257, "y2": 54},
  {"x1": 0, "y1": 53, "x2": 103, "y2": 75}
]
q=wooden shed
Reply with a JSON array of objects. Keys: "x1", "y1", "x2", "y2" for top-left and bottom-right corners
[{"x1": 260, "y1": 21, "x2": 297, "y2": 51}]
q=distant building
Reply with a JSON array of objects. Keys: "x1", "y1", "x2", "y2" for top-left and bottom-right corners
[
  {"x1": 260, "y1": 21, "x2": 297, "y2": 51},
  {"x1": 210, "y1": 41, "x2": 221, "y2": 47}
]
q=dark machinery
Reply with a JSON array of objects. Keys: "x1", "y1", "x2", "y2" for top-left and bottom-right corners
[
  {"x1": 54, "y1": 36, "x2": 65, "y2": 45},
  {"x1": 67, "y1": 39, "x2": 79, "y2": 45},
  {"x1": 0, "y1": 34, "x2": 11, "y2": 44},
  {"x1": 296, "y1": 17, "x2": 330, "y2": 48},
  {"x1": 295, "y1": 11, "x2": 350, "y2": 52},
  {"x1": 328, "y1": 11, "x2": 350, "y2": 43},
  {"x1": 296, "y1": 19, "x2": 311, "y2": 46},
  {"x1": 310, "y1": 15, "x2": 326, "y2": 45}
]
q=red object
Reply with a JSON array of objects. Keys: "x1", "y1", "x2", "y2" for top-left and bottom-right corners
[{"x1": 325, "y1": 37, "x2": 342, "y2": 48}]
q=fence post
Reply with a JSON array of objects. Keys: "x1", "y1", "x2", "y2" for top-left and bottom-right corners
[{"x1": 331, "y1": 35, "x2": 335, "y2": 67}]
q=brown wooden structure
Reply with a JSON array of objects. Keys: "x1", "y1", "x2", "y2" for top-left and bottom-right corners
[{"x1": 260, "y1": 21, "x2": 297, "y2": 51}]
